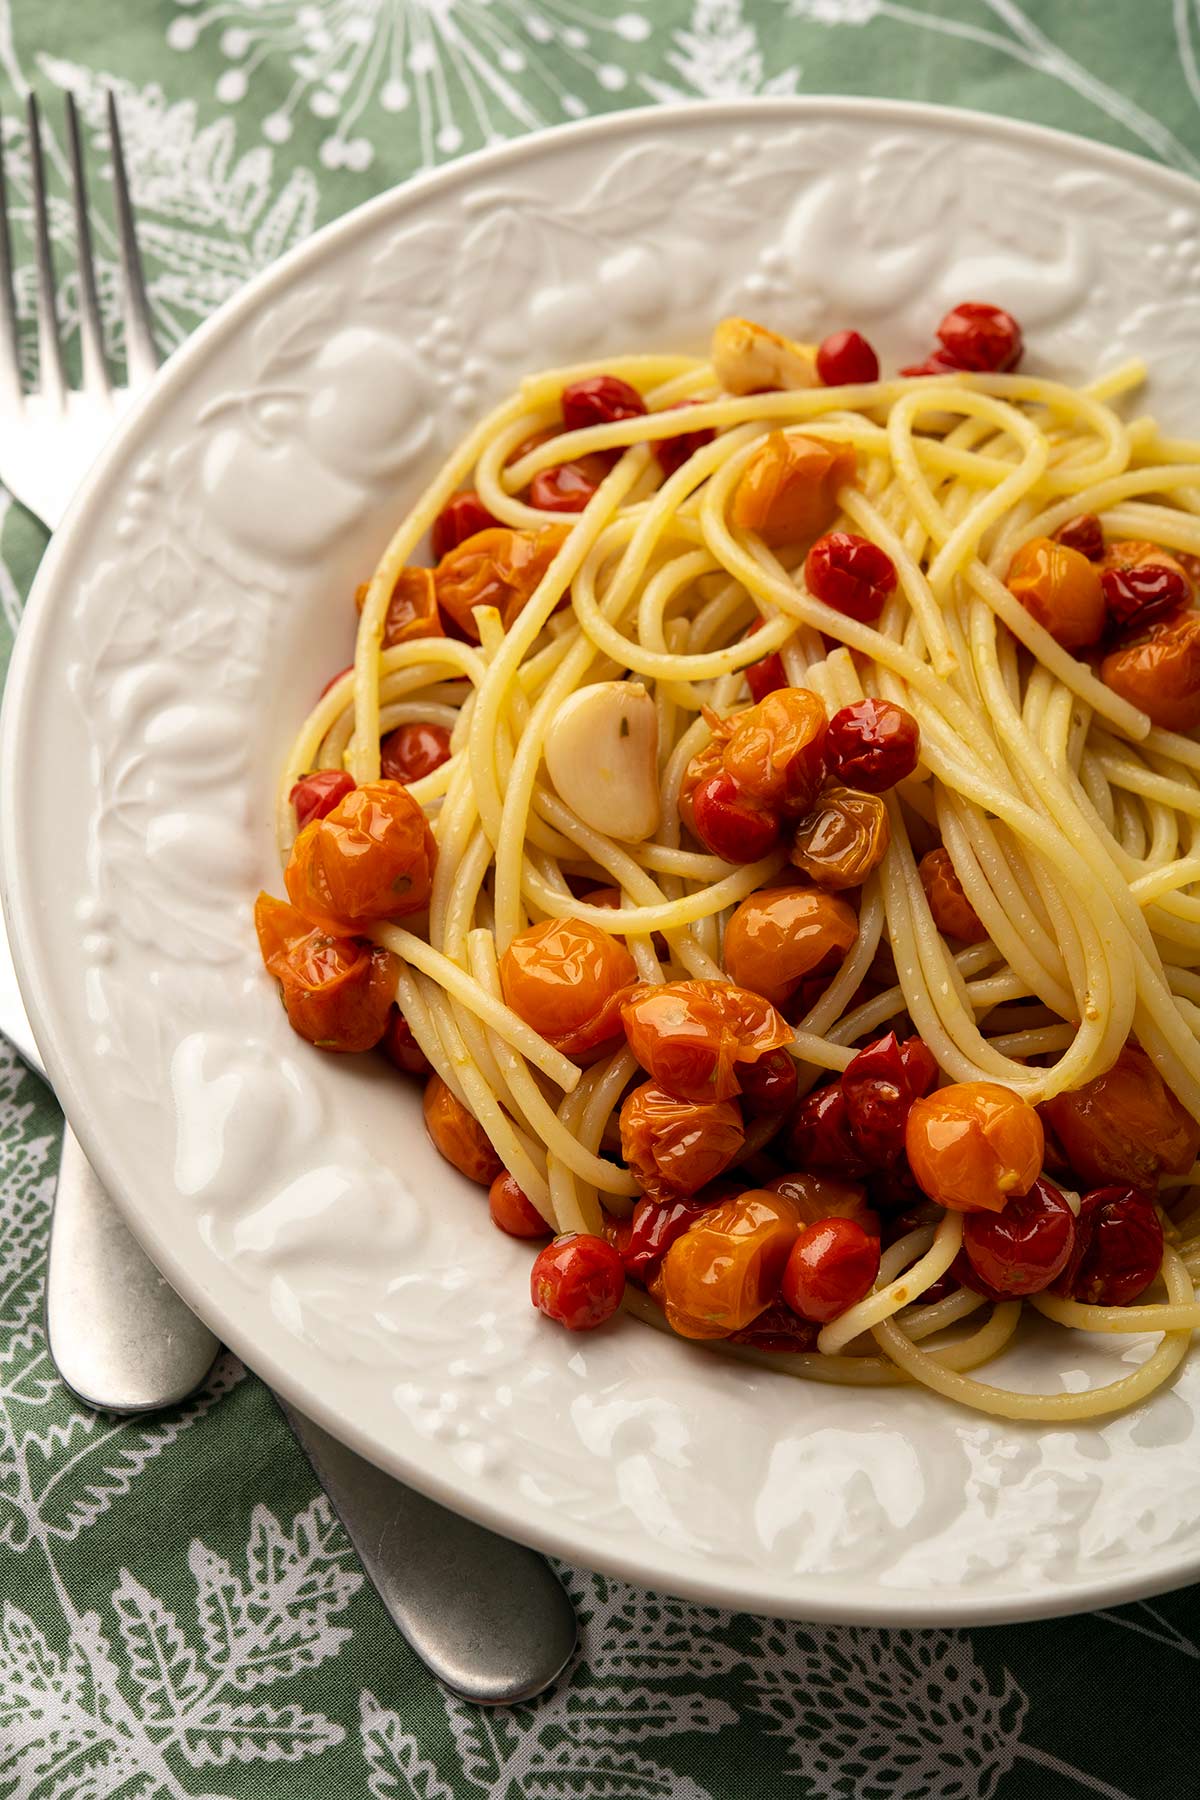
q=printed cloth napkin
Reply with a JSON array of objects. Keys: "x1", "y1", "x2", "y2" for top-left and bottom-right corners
[{"x1": 1, "y1": 3, "x2": 1199, "y2": 1795}]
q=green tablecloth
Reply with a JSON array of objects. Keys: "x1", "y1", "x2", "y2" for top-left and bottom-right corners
[{"x1": 2, "y1": 4, "x2": 1199, "y2": 1795}]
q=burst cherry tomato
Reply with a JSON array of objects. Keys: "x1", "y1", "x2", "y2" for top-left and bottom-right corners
[
  {"x1": 781, "y1": 1216, "x2": 880, "y2": 1323},
  {"x1": 654, "y1": 400, "x2": 715, "y2": 476},
  {"x1": 768, "y1": 1169, "x2": 878, "y2": 1236},
  {"x1": 745, "y1": 646, "x2": 788, "y2": 703},
  {"x1": 804, "y1": 532, "x2": 898, "y2": 624},
  {"x1": 1005, "y1": 537, "x2": 1105, "y2": 650},
  {"x1": 918, "y1": 847, "x2": 986, "y2": 943},
  {"x1": 356, "y1": 568, "x2": 443, "y2": 650},
  {"x1": 499, "y1": 917, "x2": 637, "y2": 1059},
  {"x1": 722, "y1": 687, "x2": 829, "y2": 812},
  {"x1": 731, "y1": 431, "x2": 857, "y2": 547},
  {"x1": 1101, "y1": 563, "x2": 1191, "y2": 637},
  {"x1": 561, "y1": 374, "x2": 647, "y2": 432},
  {"x1": 381, "y1": 1005, "x2": 431, "y2": 1076},
  {"x1": 901, "y1": 350, "x2": 963, "y2": 378},
  {"x1": 284, "y1": 779, "x2": 437, "y2": 935},
  {"x1": 431, "y1": 490, "x2": 499, "y2": 561},
  {"x1": 422, "y1": 1074, "x2": 502, "y2": 1186},
  {"x1": 935, "y1": 302, "x2": 1023, "y2": 372},
  {"x1": 379, "y1": 721, "x2": 452, "y2": 784},
  {"x1": 530, "y1": 454, "x2": 614, "y2": 513},
  {"x1": 290, "y1": 769, "x2": 355, "y2": 829},
  {"x1": 842, "y1": 1031, "x2": 938, "y2": 1166},
  {"x1": 489, "y1": 1172, "x2": 549, "y2": 1239},
  {"x1": 786, "y1": 1082, "x2": 874, "y2": 1178},
  {"x1": 620, "y1": 979, "x2": 793, "y2": 1104},
  {"x1": 621, "y1": 1193, "x2": 718, "y2": 1278},
  {"x1": 255, "y1": 893, "x2": 397, "y2": 1053},
  {"x1": 724, "y1": 884, "x2": 858, "y2": 1010},
  {"x1": 655, "y1": 1189, "x2": 800, "y2": 1338},
  {"x1": 1101, "y1": 613, "x2": 1200, "y2": 730},
  {"x1": 1052, "y1": 1186, "x2": 1164, "y2": 1306},
  {"x1": 824, "y1": 699, "x2": 920, "y2": 793},
  {"x1": 619, "y1": 1082, "x2": 745, "y2": 1202},
  {"x1": 905, "y1": 1081, "x2": 1044, "y2": 1214},
  {"x1": 737, "y1": 1047, "x2": 799, "y2": 1117},
  {"x1": 1053, "y1": 513, "x2": 1104, "y2": 561},
  {"x1": 531, "y1": 1233, "x2": 625, "y2": 1330},
  {"x1": 689, "y1": 770, "x2": 782, "y2": 862},
  {"x1": 816, "y1": 329, "x2": 880, "y2": 386},
  {"x1": 790, "y1": 786, "x2": 890, "y2": 891},
  {"x1": 434, "y1": 524, "x2": 569, "y2": 639},
  {"x1": 961, "y1": 1176, "x2": 1076, "y2": 1297},
  {"x1": 1040, "y1": 1044, "x2": 1200, "y2": 1190}
]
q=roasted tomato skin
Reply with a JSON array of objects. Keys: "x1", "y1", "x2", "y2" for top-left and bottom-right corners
[
  {"x1": 961, "y1": 1176, "x2": 1076, "y2": 1297},
  {"x1": 919, "y1": 847, "x2": 987, "y2": 943},
  {"x1": 422, "y1": 1074, "x2": 502, "y2": 1187},
  {"x1": 379, "y1": 722, "x2": 452, "y2": 784},
  {"x1": 499, "y1": 917, "x2": 637, "y2": 1059},
  {"x1": 1040, "y1": 1045, "x2": 1200, "y2": 1190},
  {"x1": 737, "y1": 1046, "x2": 799, "y2": 1117},
  {"x1": 1005, "y1": 537, "x2": 1105, "y2": 650},
  {"x1": 842, "y1": 1031, "x2": 938, "y2": 1166},
  {"x1": 1052, "y1": 1185, "x2": 1164, "y2": 1306},
  {"x1": 655, "y1": 1189, "x2": 800, "y2": 1338},
  {"x1": 722, "y1": 688, "x2": 828, "y2": 813},
  {"x1": 356, "y1": 567, "x2": 443, "y2": 650},
  {"x1": 730, "y1": 432, "x2": 857, "y2": 547},
  {"x1": 936, "y1": 302, "x2": 1023, "y2": 373},
  {"x1": 824, "y1": 699, "x2": 920, "y2": 793},
  {"x1": 905, "y1": 1081, "x2": 1044, "y2": 1214},
  {"x1": 531, "y1": 1233, "x2": 625, "y2": 1330},
  {"x1": 284, "y1": 779, "x2": 437, "y2": 935},
  {"x1": 255, "y1": 893, "x2": 397, "y2": 1053},
  {"x1": 767, "y1": 1170, "x2": 879, "y2": 1236},
  {"x1": 290, "y1": 769, "x2": 355, "y2": 829},
  {"x1": 561, "y1": 374, "x2": 646, "y2": 431},
  {"x1": 804, "y1": 532, "x2": 898, "y2": 624},
  {"x1": 790, "y1": 786, "x2": 890, "y2": 891},
  {"x1": 1100, "y1": 614, "x2": 1200, "y2": 732},
  {"x1": 723, "y1": 884, "x2": 858, "y2": 1010},
  {"x1": 785, "y1": 1082, "x2": 874, "y2": 1179},
  {"x1": 689, "y1": 771, "x2": 782, "y2": 862},
  {"x1": 381, "y1": 1005, "x2": 431, "y2": 1076},
  {"x1": 434, "y1": 525, "x2": 568, "y2": 640},
  {"x1": 431, "y1": 491, "x2": 499, "y2": 560},
  {"x1": 619, "y1": 1082, "x2": 745, "y2": 1202},
  {"x1": 620, "y1": 979, "x2": 793, "y2": 1103}
]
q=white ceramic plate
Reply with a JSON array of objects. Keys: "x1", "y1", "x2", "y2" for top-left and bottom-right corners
[{"x1": 7, "y1": 98, "x2": 1200, "y2": 1626}]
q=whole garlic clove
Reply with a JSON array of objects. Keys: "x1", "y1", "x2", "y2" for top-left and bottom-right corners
[
  {"x1": 712, "y1": 317, "x2": 818, "y2": 396},
  {"x1": 544, "y1": 681, "x2": 660, "y2": 844}
]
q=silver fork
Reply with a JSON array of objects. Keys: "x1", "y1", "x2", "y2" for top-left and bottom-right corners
[{"x1": 0, "y1": 91, "x2": 575, "y2": 1703}]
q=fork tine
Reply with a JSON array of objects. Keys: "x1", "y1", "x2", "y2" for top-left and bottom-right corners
[
  {"x1": 26, "y1": 92, "x2": 66, "y2": 408},
  {"x1": 106, "y1": 91, "x2": 159, "y2": 387},
  {"x1": 0, "y1": 115, "x2": 23, "y2": 408},
  {"x1": 64, "y1": 91, "x2": 110, "y2": 398}
]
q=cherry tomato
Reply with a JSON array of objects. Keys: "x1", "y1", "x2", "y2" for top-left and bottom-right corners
[
  {"x1": 745, "y1": 646, "x2": 788, "y2": 704},
  {"x1": 290, "y1": 769, "x2": 355, "y2": 829},
  {"x1": 781, "y1": 1217, "x2": 880, "y2": 1323},
  {"x1": 935, "y1": 302, "x2": 1023, "y2": 373},
  {"x1": 824, "y1": 699, "x2": 920, "y2": 793},
  {"x1": 531, "y1": 1233, "x2": 625, "y2": 1330},
  {"x1": 729, "y1": 1304, "x2": 819, "y2": 1352},
  {"x1": 730, "y1": 431, "x2": 857, "y2": 548},
  {"x1": 724, "y1": 884, "x2": 858, "y2": 1010},
  {"x1": 1005, "y1": 537, "x2": 1105, "y2": 650},
  {"x1": 1102, "y1": 537, "x2": 1192, "y2": 595},
  {"x1": 434, "y1": 524, "x2": 569, "y2": 640},
  {"x1": 1052, "y1": 1186, "x2": 1163, "y2": 1306},
  {"x1": 816, "y1": 329, "x2": 880, "y2": 386},
  {"x1": 431, "y1": 490, "x2": 499, "y2": 561},
  {"x1": 1101, "y1": 563, "x2": 1191, "y2": 637},
  {"x1": 619, "y1": 1082, "x2": 745, "y2": 1202},
  {"x1": 738, "y1": 1046, "x2": 799, "y2": 1117},
  {"x1": 655, "y1": 1189, "x2": 800, "y2": 1338},
  {"x1": 961, "y1": 1176, "x2": 1075, "y2": 1297},
  {"x1": 355, "y1": 567, "x2": 443, "y2": 650},
  {"x1": 499, "y1": 917, "x2": 637, "y2": 1059},
  {"x1": 1053, "y1": 513, "x2": 1104, "y2": 561},
  {"x1": 790, "y1": 786, "x2": 890, "y2": 891},
  {"x1": 804, "y1": 532, "x2": 898, "y2": 623},
  {"x1": 654, "y1": 400, "x2": 715, "y2": 477},
  {"x1": 690, "y1": 770, "x2": 782, "y2": 862},
  {"x1": 561, "y1": 374, "x2": 647, "y2": 432},
  {"x1": 380, "y1": 1005, "x2": 431, "y2": 1077},
  {"x1": 575, "y1": 885, "x2": 670, "y2": 962},
  {"x1": 622, "y1": 1193, "x2": 719, "y2": 1279},
  {"x1": 529, "y1": 454, "x2": 614, "y2": 513},
  {"x1": 786, "y1": 1082, "x2": 874, "y2": 1178},
  {"x1": 918, "y1": 847, "x2": 986, "y2": 944},
  {"x1": 767, "y1": 1169, "x2": 878, "y2": 1235},
  {"x1": 422, "y1": 1074, "x2": 502, "y2": 1187},
  {"x1": 1101, "y1": 613, "x2": 1200, "y2": 730},
  {"x1": 722, "y1": 687, "x2": 829, "y2": 813},
  {"x1": 1040, "y1": 1044, "x2": 1200, "y2": 1190},
  {"x1": 905, "y1": 1081, "x2": 1044, "y2": 1214},
  {"x1": 620, "y1": 978, "x2": 793, "y2": 1103},
  {"x1": 255, "y1": 893, "x2": 397, "y2": 1053},
  {"x1": 379, "y1": 721, "x2": 452, "y2": 784},
  {"x1": 842, "y1": 1031, "x2": 938, "y2": 1166},
  {"x1": 901, "y1": 349, "x2": 963, "y2": 378},
  {"x1": 284, "y1": 779, "x2": 436, "y2": 935},
  {"x1": 489, "y1": 1171, "x2": 549, "y2": 1239},
  {"x1": 319, "y1": 663, "x2": 354, "y2": 700}
]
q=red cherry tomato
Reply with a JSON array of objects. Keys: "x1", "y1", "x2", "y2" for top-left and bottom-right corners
[
  {"x1": 379, "y1": 721, "x2": 452, "y2": 784},
  {"x1": 531, "y1": 1233, "x2": 626, "y2": 1330},
  {"x1": 1040, "y1": 1044, "x2": 1200, "y2": 1190},
  {"x1": 619, "y1": 1082, "x2": 745, "y2": 1202},
  {"x1": 255, "y1": 893, "x2": 397, "y2": 1054},
  {"x1": 621, "y1": 1194, "x2": 717, "y2": 1279},
  {"x1": 284, "y1": 779, "x2": 437, "y2": 935},
  {"x1": 842, "y1": 1032, "x2": 938, "y2": 1166},
  {"x1": 737, "y1": 1047, "x2": 799, "y2": 1117},
  {"x1": 561, "y1": 374, "x2": 646, "y2": 432},
  {"x1": 962, "y1": 1176, "x2": 1076, "y2": 1297},
  {"x1": 935, "y1": 302, "x2": 1023, "y2": 373},
  {"x1": 290, "y1": 769, "x2": 355, "y2": 829},
  {"x1": 785, "y1": 1082, "x2": 874, "y2": 1178},
  {"x1": 529, "y1": 454, "x2": 612, "y2": 513},
  {"x1": 745, "y1": 647, "x2": 788, "y2": 704},
  {"x1": 805, "y1": 532, "x2": 898, "y2": 623},
  {"x1": 825, "y1": 698, "x2": 920, "y2": 793},
  {"x1": 422, "y1": 1075, "x2": 502, "y2": 1187},
  {"x1": 781, "y1": 1217, "x2": 880, "y2": 1323},
  {"x1": 380, "y1": 1006, "x2": 431, "y2": 1077},
  {"x1": 1101, "y1": 563, "x2": 1191, "y2": 636},
  {"x1": 499, "y1": 917, "x2": 637, "y2": 1060},
  {"x1": 690, "y1": 771, "x2": 782, "y2": 862},
  {"x1": 488, "y1": 1172, "x2": 549, "y2": 1239},
  {"x1": 816, "y1": 329, "x2": 880, "y2": 387},
  {"x1": 1053, "y1": 1186, "x2": 1164, "y2": 1306},
  {"x1": 620, "y1": 979, "x2": 793, "y2": 1104},
  {"x1": 319, "y1": 663, "x2": 354, "y2": 700},
  {"x1": 654, "y1": 400, "x2": 715, "y2": 476},
  {"x1": 901, "y1": 349, "x2": 964, "y2": 378},
  {"x1": 431, "y1": 490, "x2": 499, "y2": 561},
  {"x1": 1054, "y1": 513, "x2": 1104, "y2": 561},
  {"x1": 722, "y1": 687, "x2": 829, "y2": 813}
]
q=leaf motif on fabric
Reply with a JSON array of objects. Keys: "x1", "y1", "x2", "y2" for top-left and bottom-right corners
[
  {"x1": 179, "y1": 1698, "x2": 343, "y2": 1767},
  {"x1": 359, "y1": 1691, "x2": 456, "y2": 1800},
  {"x1": 112, "y1": 1573, "x2": 207, "y2": 1725}
]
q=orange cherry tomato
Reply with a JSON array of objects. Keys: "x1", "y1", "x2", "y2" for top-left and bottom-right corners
[
  {"x1": 489, "y1": 1172, "x2": 550, "y2": 1238},
  {"x1": 1101, "y1": 613, "x2": 1200, "y2": 731},
  {"x1": 654, "y1": 1189, "x2": 800, "y2": 1339},
  {"x1": 284, "y1": 779, "x2": 436, "y2": 935},
  {"x1": 254, "y1": 892, "x2": 396, "y2": 1053},
  {"x1": 422, "y1": 1074, "x2": 502, "y2": 1187},
  {"x1": 1040, "y1": 1044, "x2": 1200, "y2": 1190},
  {"x1": 434, "y1": 525, "x2": 569, "y2": 641},
  {"x1": 918, "y1": 847, "x2": 987, "y2": 944},
  {"x1": 619, "y1": 1082, "x2": 745, "y2": 1202},
  {"x1": 1005, "y1": 537, "x2": 1105, "y2": 650},
  {"x1": 767, "y1": 1170, "x2": 879, "y2": 1236},
  {"x1": 721, "y1": 687, "x2": 828, "y2": 813},
  {"x1": 499, "y1": 917, "x2": 637, "y2": 1058},
  {"x1": 356, "y1": 567, "x2": 444, "y2": 650},
  {"x1": 620, "y1": 979, "x2": 793, "y2": 1103},
  {"x1": 905, "y1": 1081, "x2": 1044, "y2": 1214},
  {"x1": 723, "y1": 884, "x2": 858, "y2": 1010},
  {"x1": 730, "y1": 431, "x2": 857, "y2": 547}
]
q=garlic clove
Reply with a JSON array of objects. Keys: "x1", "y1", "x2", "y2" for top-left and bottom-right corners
[
  {"x1": 544, "y1": 681, "x2": 660, "y2": 844},
  {"x1": 712, "y1": 316, "x2": 818, "y2": 396}
]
